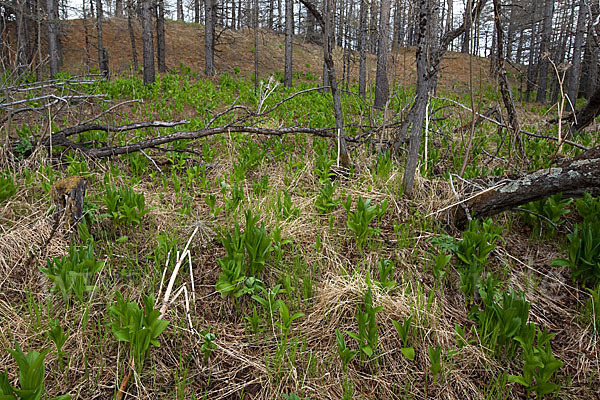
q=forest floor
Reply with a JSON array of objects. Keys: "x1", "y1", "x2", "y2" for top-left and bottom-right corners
[{"x1": 0, "y1": 17, "x2": 598, "y2": 400}]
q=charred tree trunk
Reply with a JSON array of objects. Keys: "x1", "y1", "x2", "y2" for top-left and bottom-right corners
[
  {"x1": 127, "y1": 0, "x2": 138, "y2": 71},
  {"x1": 284, "y1": 0, "x2": 293, "y2": 87},
  {"x1": 16, "y1": 0, "x2": 31, "y2": 75},
  {"x1": 96, "y1": 0, "x2": 109, "y2": 77},
  {"x1": 195, "y1": 0, "x2": 200, "y2": 23},
  {"x1": 374, "y1": 0, "x2": 391, "y2": 109},
  {"x1": 205, "y1": 0, "x2": 215, "y2": 75},
  {"x1": 177, "y1": 0, "x2": 184, "y2": 21},
  {"x1": 535, "y1": 0, "x2": 554, "y2": 103},
  {"x1": 453, "y1": 147, "x2": 600, "y2": 227},
  {"x1": 47, "y1": 0, "x2": 60, "y2": 78},
  {"x1": 156, "y1": 0, "x2": 166, "y2": 73},
  {"x1": 567, "y1": 0, "x2": 588, "y2": 106},
  {"x1": 299, "y1": 0, "x2": 350, "y2": 168},
  {"x1": 141, "y1": 0, "x2": 155, "y2": 84},
  {"x1": 358, "y1": 0, "x2": 367, "y2": 99}
]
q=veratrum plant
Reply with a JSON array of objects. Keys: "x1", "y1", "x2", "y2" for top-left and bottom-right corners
[
  {"x1": 108, "y1": 292, "x2": 169, "y2": 373},
  {"x1": 552, "y1": 222, "x2": 600, "y2": 286},
  {"x1": 393, "y1": 316, "x2": 415, "y2": 360},
  {"x1": 0, "y1": 171, "x2": 17, "y2": 203},
  {"x1": 345, "y1": 197, "x2": 386, "y2": 250},
  {"x1": 509, "y1": 327, "x2": 563, "y2": 398},
  {"x1": 216, "y1": 211, "x2": 272, "y2": 298},
  {"x1": 101, "y1": 185, "x2": 150, "y2": 226},
  {"x1": 346, "y1": 285, "x2": 383, "y2": 361},
  {"x1": 40, "y1": 244, "x2": 104, "y2": 303},
  {"x1": 520, "y1": 193, "x2": 572, "y2": 237},
  {"x1": 0, "y1": 342, "x2": 70, "y2": 400},
  {"x1": 336, "y1": 329, "x2": 358, "y2": 371},
  {"x1": 315, "y1": 181, "x2": 339, "y2": 214}
]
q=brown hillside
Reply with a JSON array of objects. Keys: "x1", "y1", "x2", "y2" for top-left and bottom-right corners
[{"x1": 62, "y1": 17, "x2": 495, "y2": 90}]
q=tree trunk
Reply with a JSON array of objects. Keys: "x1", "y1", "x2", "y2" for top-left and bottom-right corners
[
  {"x1": 127, "y1": 0, "x2": 138, "y2": 71},
  {"x1": 205, "y1": 0, "x2": 215, "y2": 75},
  {"x1": 115, "y1": 0, "x2": 123, "y2": 17},
  {"x1": 524, "y1": 0, "x2": 538, "y2": 102},
  {"x1": 141, "y1": 0, "x2": 155, "y2": 84},
  {"x1": 96, "y1": 0, "x2": 109, "y2": 77},
  {"x1": 47, "y1": 0, "x2": 60, "y2": 78},
  {"x1": 452, "y1": 147, "x2": 600, "y2": 227},
  {"x1": 535, "y1": 0, "x2": 554, "y2": 103},
  {"x1": 369, "y1": 0, "x2": 378, "y2": 53},
  {"x1": 358, "y1": 0, "x2": 367, "y2": 99},
  {"x1": 567, "y1": 0, "x2": 588, "y2": 106},
  {"x1": 195, "y1": 0, "x2": 200, "y2": 23},
  {"x1": 299, "y1": 0, "x2": 350, "y2": 168},
  {"x1": 16, "y1": 0, "x2": 31, "y2": 75},
  {"x1": 374, "y1": 0, "x2": 391, "y2": 109},
  {"x1": 253, "y1": 0, "x2": 258, "y2": 92},
  {"x1": 284, "y1": 0, "x2": 293, "y2": 87},
  {"x1": 156, "y1": 0, "x2": 166, "y2": 73},
  {"x1": 461, "y1": 0, "x2": 471, "y2": 54}
]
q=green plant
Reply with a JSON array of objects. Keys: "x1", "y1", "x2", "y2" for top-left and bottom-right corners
[
  {"x1": 574, "y1": 192, "x2": 600, "y2": 224},
  {"x1": 245, "y1": 306, "x2": 263, "y2": 336},
  {"x1": 393, "y1": 316, "x2": 415, "y2": 360},
  {"x1": 431, "y1": 252, "x2": 451, "y2": 283},
  {"x1": 216, "y1": 211, "x2": 272, "y2": 298},
  {"x1": 585, "y1": 284, "x2": 600, "y2": 331},
  {"x1": 200, "y1": 330, "x2": 216, "y2": 363},
  {"x1": 108, "y1": 292, "x2": 169, "y2": 373},
  {"x1": 0, "y1": 171, "x2": 17, "y2": 203},
  {"x1": 520, "y1": 193, "x2": 572, "y2": 237},
  {"x1": 277, "y1": 190, "x2": 300, "y2": 220},
  {"x1": 336, "y1": 330, "x2": 358, "y2": 371},
  {"x1": 204, "y1": 194, "x2": 223, "y2": 217},
  {"x1": 275, "y1": 302, "x2": 304, "y2": 337},
  {"x1": 101, "y1": 185, "x2": 150, "y2": 226},
  {"x1": 47, "y1": 319, "x2": 68, "y2": 371},
  {"x1": 376, "y1": 259, "x2": 396, "y2": 291},
  {"x1": 252, "y1": 284, "x2": 284, "y2": 321},
  {"x1": 345, "y1": 197, "x2": 386, "y2": 250},
  {"x1": 0, "y1": 342, "x2": 70, "y2": 400},
  {"x1": 315, "y1": 181, "x2": 339, "y2": 214},
  {"x1": 552, "y1": 222, "x2": 600, "y2": 286},
  {"x1": 428, "y1": 345, "x2": 442, "y2": 384},
  {"x1": 40, "y1": 243, "x2": 104, "y2": 303},
  {"x1": 221, "y1": 180, "x2": 244, "y2": 211},
  {"x1": 509, "y1": 327, "x2": 563, "y2": 398},
  {"x1": 346, "y1": 284, "x2": 382, "y2": 361}
]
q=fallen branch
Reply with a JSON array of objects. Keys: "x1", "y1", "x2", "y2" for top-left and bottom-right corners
[{"x1": 447, "y1": 146, "x2": 600, "y2": 227}]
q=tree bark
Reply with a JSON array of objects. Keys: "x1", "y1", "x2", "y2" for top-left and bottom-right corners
[
  {"x1": 205, "y1": 0, "x2": 215, "y2": 75},
  {"x1": 567, "y1": 0, "x2": 588, "y2": 106},
  {"x1": 127, "y1": 0, "x2": 138, "y2": 71},
  {"x1": 374, "y1": 0, "x2": 391, "y2": 109},
  {"x1": 16, "y1": 0, "x2": 31, "y2": 75},
  {"x1": 452, "y1": 146, "x2": 600, "y2": 227},
  {"x1": 156, "y1": 0, "x2": 166, "y2": 73},
  {"x1": 524, "y1": 0, "x2": 538, "y2": 102},
  {"x1": 299, "y1": 0, "x2": 350, "y2": 168},
  {"x1": 96, "y1": 0, "x2": 109, "y2": 77},
  {"x1": 47, "y1": 0, "x2": 60, "y2": 78},
  {"x1": 358, "y1": 0, "x2": 367, "y2": 99},
  {"x1": 177, "y1": 0, "x2": 184, "y2": 20},
  {"x1": 141, "y1": 0, "x2": 155, "y2": 84},
  {"x1": 253, "y1": 0, "x2": 258, "y2": 92},
  {"x1": 284, "y1": 0, "x2": 293, "y2": 87},
  {"x1": 535, "y1": 0, "x2": 554, "y2": 103},
  {"x1": 115, "y1": 0, "x2": 123, "y2": 17}
]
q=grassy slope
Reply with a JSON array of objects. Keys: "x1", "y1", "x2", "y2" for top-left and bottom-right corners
[{"x1": 0, "y1": 18, "x2": 598, "y2": 400}]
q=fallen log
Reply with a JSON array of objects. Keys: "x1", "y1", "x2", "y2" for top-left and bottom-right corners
[{"x1": 451, "y1": 146, "x2": 600, "y2": 227}]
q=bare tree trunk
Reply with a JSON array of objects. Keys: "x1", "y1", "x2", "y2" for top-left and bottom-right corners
[
  {"x1": 524, "y1": 0, "x2": 538, "y2": 102},
  {"x1": 369, "y1": 0, "x2": 377, "y2": 53},
  {"x1": 358, "y1": 0, "x2": 367, "y2": 99},
  {"x1": 177, "y1": 0, "x2": 183, "y2": 20},
  {"x1": 156, "y1": 0, "x2": 166, "y2": 73},
  {"x1": 299, "y1": 0, "x2": 350, "y2": 168},
  {"x1": 195, "y1": 0, "x2": 200, "y2": 23},
  {"x1": 115, "y1": 0, "x2": 123, "y2": 17},
  {"x1": 96, "y1": 0, "x2": 109, "y2": 77},
  {"x1": 492, "y1": 0, "x2": 521, "y2": 153},
  {"x1": 461, "y1": 0, "x2": 471, "y2": 54},
  {"x1": 141, "y1": 0, "x2": 155, "y2": 84},
  {"x1": 535, "y1": 0, "x2": 554, "y2": 103},
  {"x1": 16, "y1": 0, "x2": 31, "y2": 75},
  {"x1": 127, "y1": 0, "x2": 138, "y2": 71},
  {"x1": 47, "y1": 0, "x2": 60, "y2": 78},
  {"x1": 374, "y1": 0, "x2": 391, "y2": 109},
  {"x1": 253, "y1": 0, "x2": 258, "y2": 92},
  {"x1": 284, "y1": 0, "x2": 293, "y2": 87},
  {"x1": 205, "y1": 0, "x2": 215, "y2": 75},
  {"x1": 567, "y1": 0, "x2": 587, "y2": 106}
]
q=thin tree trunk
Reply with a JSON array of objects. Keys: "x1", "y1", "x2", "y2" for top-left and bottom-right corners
[
  {"x1": 115, "y1": 0, "x2": 123, "y2": 17},
  {"x1": 96, "y1": 0, "x2": 109, "y2": 77},
  {"x1": 127, "y1": 0, "x2": 138, "y2": 71},
  {"x1": 461, "y1": 0, "x2": 471, "y2": 54},
  {"x1": 284, "y1": 0, "x2": 293, "y2": 87},
  {"x1": 254, "y1": 0, "x2": 258, "y2": 92},
  {"x1": 567, "y1": 0, "x2": 587, "y2": 107},
  {"x1": 535, "y1": 0, "x2": 554, "y2": 103},
  {"x1": 141, "y1": 0, "x2": 155, "y2": 84},
  {"x1": 47, "y1": 0, "x2": 60, "y2": 78},
  {"x1": 358, "y1": 0, "x2": 367, "y2": 99},
  {"x1": 205, "y1": 0, "x2": 215, "y2": 75},
  {"x1": 369, "y1": 0, "x2": 377, "y2": 53},
  {"x1": 525, "y1": 0, "x2": 538, "y2": 102},
  {"x1": 157, "y1": 0, "x2": 166, "y2": 73},
  {"x1": 374, "y1": 0, "x2": 391, "y2": 108},
  {"x1": 16, "y1": 0, "x2": 31, "y2": 75},
  {"x1": 195, "y1": 0, "x2": 200, "y2": 23},
  {"x1": 299, "y1": 0, "x2": 350, "y2": 168}
]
